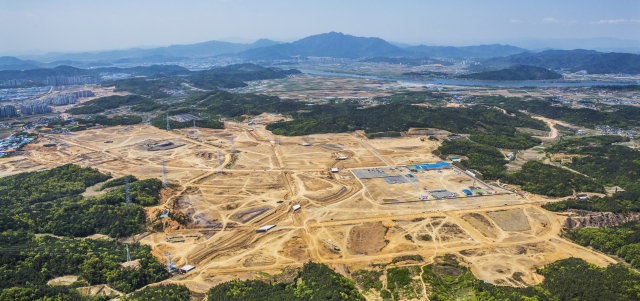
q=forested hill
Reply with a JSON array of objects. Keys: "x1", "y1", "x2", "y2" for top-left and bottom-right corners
[
  {"x1": 458, "y1": 65, "x2": 563, "y2": 81},
  {"x1": 473, "y1": 96, "x2": 640, "y2": 129},
  {"x1": 472, "y1": 49, "x2": 640, "y2": 74},
  {"x1": 0, "y1": 164, "x2": 176, "y2": 298},
  {"x1": 188, "y1": 63, "x2": 300, "y2": 90},
  {"x1": 266, "y1": 102, "x2": 546, "y2": 149}
]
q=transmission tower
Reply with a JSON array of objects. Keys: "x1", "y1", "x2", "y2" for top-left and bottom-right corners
[
  {"x1": 126, "y1": 244, "x2": 131, "y2": 263},
  {"x1": 162, "y1": 158, "x2": 168, "y2": 186},
  {"x1": 230, "y1": 134, "x2": 235, "y2": 152},
  {"x1": 125, "y1": 175, "x2": 132, "y2": 206},
  {"x1": 166, "y1": 251, "x2": 175, "y2": 272},
  {"x1": 278, "y1": 137, "x2": 281, "y2": 145},
  {"x1": 193, "y1": 120, "x2": 197, "y2": 139},
  {"x1": 147, "y1": 113, "x2": 151, "y2": 125},
  {"x1": 166, "y1": 113, "x2": 170, "y2": 131},
  {"x1": 218, "y1": 149, "x2": 223, "y2": 173}
]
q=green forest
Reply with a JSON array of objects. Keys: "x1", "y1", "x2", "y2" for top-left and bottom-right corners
[
  {"x1": 567, "y1": 222, "x2": 640, "y2": 269},
  {"x1": 206, "y1": 262, "x2": 365, "y2": 301},
  {"x1": 124, "y1": 284, "x2": 191, "y2": 301},
  {"x1": 0, "y1": 233, "x2": 168, "y2": 296},
  {"x1": 542, "y1": 136, "x2": 640, "y2": 212},
  {"x1": 267, "y1": 103, "x2": 546, "y2": 143},
  {"x1": 0, "y1": 164, "x2": 171, "y2": 299},
  {"x1": 77, "y1": 115, "x2": 143, "y2": 127},
  {"x1": 103, "y1": 76, "x2": 184, "y2": 99},
  {"x1": 458, "y1": 65, "x2": 563, "y2": 81},
  {"x1": 188, "y1": 64, "x2": 300, "y2": 90},
  {"x1": 0, "y1": 164, "x2": 163, "y2": 238},
  {"x1": 503, "y1": 161, "x2": 604, "y2": 197},
  {"x1": 66, "y1": 95, "x2": 155, "y2": 115},
  {"x1": 474, "y1": 96, "x2": 640, "y2": 129}
]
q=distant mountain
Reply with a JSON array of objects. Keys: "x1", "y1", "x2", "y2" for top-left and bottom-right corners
[
  {"x1": 406, "y1": 44, "x2": 529, "y2": 58},
  {"x1": 474, "y1": 50, "x2": 640, "y2": 74},
  {"x1": 498, "y1": 37, "x2": 640, "y2": 53},
  {"x1": 0, "y1": 56, "x2": 43, "y2": 71},
  {"x1": 0, "y1": 65, "x2": 191, "y2": 81},
  {"x1": 458, "y1": 65, "x2": 562, "y2": 81},
  {"x1": 230, "y1": 32, "x2": 413, "y2": 60},
  {"x1": 21, "y1": 39, "x2": 283, "y2": 63}
]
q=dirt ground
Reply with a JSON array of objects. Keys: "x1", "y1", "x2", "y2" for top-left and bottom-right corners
[{"x1": 13, "y1": 123, "x2": 618, "y2": 295}]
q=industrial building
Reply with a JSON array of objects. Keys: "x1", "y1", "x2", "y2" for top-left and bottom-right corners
[
  {"x1": 429, "y1": 189, "x2": 457, "y2": 198},
  {"x1": 330, "y1": 168, "x2": 339, "y2": 173},
  {"x1": 256, "y1": 225, "x2": 276, "y2": 233},
  {"x1": 179, "y1": 265, "x2": 195, "y2": 273},
  {"x1": 408, "y1": 162, "x2": 452, "y2": 171}
]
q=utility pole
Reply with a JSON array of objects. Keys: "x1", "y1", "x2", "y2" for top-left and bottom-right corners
[
  {"x1": 218, "y1": 150, "x2": 223, "y2": 173},
  {"x1": 166, "y1": 113, "x2": 170, "y2": 131},
  {"x1": 126, "y1": 244, "x2": 131, "y2": 264},
  {"x1": 193, "y1": 120, "x2": 197, "y2": 139}
]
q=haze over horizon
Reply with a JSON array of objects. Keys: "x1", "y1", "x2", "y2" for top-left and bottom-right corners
[{"x1": 1, "y1": 0, "x2": 640, "y2": 55}]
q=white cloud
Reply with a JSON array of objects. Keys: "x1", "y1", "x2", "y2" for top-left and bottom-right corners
[
  {"x1": 631, "y1": 20, "x2": 640, "y2": 23},
  {"x1": 591, "y1": 19, "x2": 627, "y2": 24},
  {"x1": 542, "y1": 17, "x2": 576, "y2": 24},
  {"x1": 542, "y1": 17, "x2": 563, "y2": 23},
  {"x1": 510, "y1": 19, "x2": 522, "y2": 23}
]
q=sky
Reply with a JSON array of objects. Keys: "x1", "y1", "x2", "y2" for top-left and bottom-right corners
[{"x1": 1, "y1": 0, "x2": 639, "y2": 55}]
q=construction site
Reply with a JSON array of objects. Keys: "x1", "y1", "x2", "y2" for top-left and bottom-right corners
[{"x1": 0, "y1": 121, "x2": 618, "y2": 297}]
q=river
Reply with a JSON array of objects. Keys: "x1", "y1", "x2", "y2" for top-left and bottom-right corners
[{"x1": 298, "y1": 69, "x2": 636, "y2": 87}]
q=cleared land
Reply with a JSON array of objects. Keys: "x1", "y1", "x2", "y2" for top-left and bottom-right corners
[{"x1": 4, "y1": 123, "x2": 618, "y2": 294}]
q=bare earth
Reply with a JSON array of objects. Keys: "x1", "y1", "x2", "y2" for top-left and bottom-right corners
[{"x1": 6, "y1": 123, "x2": 617, "y2": 294}]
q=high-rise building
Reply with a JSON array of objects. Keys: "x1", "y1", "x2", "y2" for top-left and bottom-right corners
[
  {"x1": 41, "y1": 90, "x2": 95, "y2": 106},
  {"x1": 46, "y1": 76, "x2": 101, "y2": 86},
  {"x1": 0, "y1": 105, "x2": 17, "y2": 118},
  {"x1": 4, "y1": 79, "x2": 29, "y2": 86},
  {"x1": 20, "y1": 101, "x2": 52, "y2": 115}
]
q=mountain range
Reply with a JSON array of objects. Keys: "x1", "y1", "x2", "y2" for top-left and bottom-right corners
[
  {"x1": 3, "y1": 32, "x2": 640, "y2": 75},
  {"x1": 5, "y1": 32, "x2": 529, "y2": 69},
  {"x1": 472, "y1": 49, "x2": 640, "y2": 74}
]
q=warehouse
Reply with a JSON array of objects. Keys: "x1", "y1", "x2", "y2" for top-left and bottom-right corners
[
  {"x1": 256, "y1": 225, "x2": 276, "y2": 233},
  {"x1": 180, "y1": 265, "x2": 196, "y2": 273},
  {"x1": 429, "y1": 189, "x2": 457, "y2": 198}
]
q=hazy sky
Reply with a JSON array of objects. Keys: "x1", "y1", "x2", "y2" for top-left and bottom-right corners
[{"x1": 1, "y1": 0, "x2": 639, "y2": 54}]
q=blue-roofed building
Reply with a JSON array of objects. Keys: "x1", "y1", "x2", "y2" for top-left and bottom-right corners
[{"x1": 462, "y1": 189, "x2": 473, "y2": 196}]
